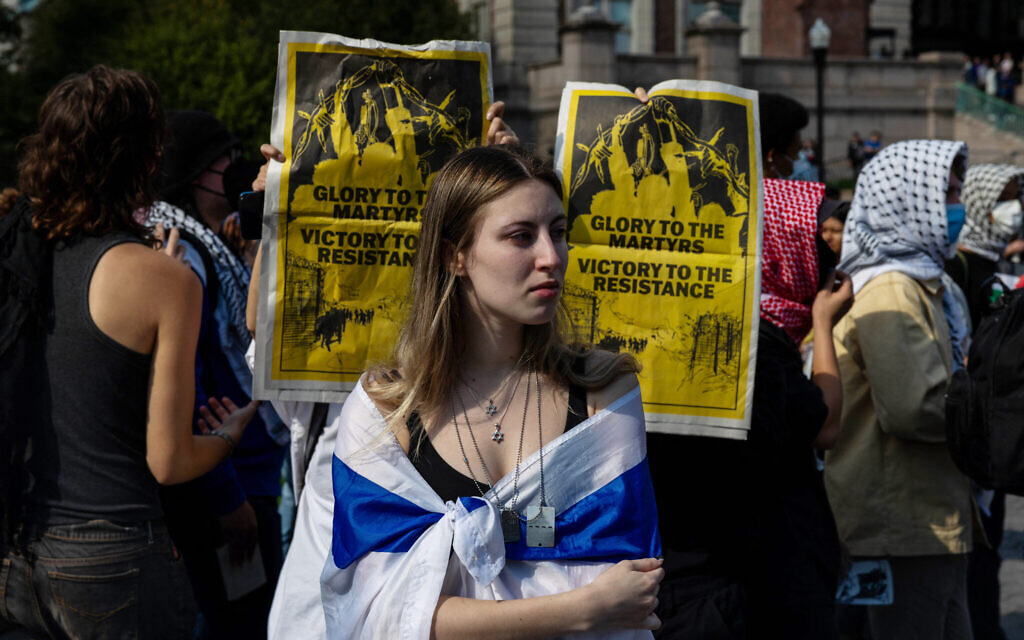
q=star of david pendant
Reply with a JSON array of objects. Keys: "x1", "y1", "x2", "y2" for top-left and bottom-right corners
[
  {"x1": 485, "y1": 400, "x2": 498, "y2": 417},
  {"x1": 491, "y1": 423, "x2": 504, "y2": 443},
  {"x1": 500, "y1": 509, "x2": 521, "y2": 543}
]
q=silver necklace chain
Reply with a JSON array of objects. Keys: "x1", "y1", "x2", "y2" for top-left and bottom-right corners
[
  {"x1": 461, "y1": 367, "x2": 519, "y2": 418},
  {"x1": 451, "y1": 367, "x2": 547, "y2": 521},
  {"x1": 461, "y1": 370, "x2": 523, "y2": 443},
  {"x1": 451, "y1": 375, "x2": 529, "y2": 508},
  {"x1": 507, "y1": 368, "x2": 547, "y2": 521}
]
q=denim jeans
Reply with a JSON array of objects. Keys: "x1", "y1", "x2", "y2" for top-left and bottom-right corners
[{"x1": 0, "y1": 519, "x2": 195, "y2": 640}]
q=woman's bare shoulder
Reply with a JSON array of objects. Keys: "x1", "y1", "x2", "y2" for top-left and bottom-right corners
[
  {"x1": 584, "y1": 350, "x2": 640, "y2": 413},
  {"x1": 90, "y1": 241, "x2": 200, "y2": 351}
]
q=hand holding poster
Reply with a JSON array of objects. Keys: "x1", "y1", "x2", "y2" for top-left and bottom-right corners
[
  {"x1": 254, "y1": 32, "x2": 491, "y2": 401},
  {"x1": 556, "y1": 81, "x2": 763, "y2": 439}
]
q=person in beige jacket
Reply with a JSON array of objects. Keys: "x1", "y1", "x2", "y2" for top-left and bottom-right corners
[{"x1": 825, "y1": 139, "x2": 975, "y2": 640}]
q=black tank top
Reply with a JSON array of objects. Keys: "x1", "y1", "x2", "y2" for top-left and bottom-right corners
[
  {"x1": 409, "y1": 375, "x2": 588, "y2": 503},
  {"x1": 28, "y1": 233, "x2": 162, "y2": 524}
]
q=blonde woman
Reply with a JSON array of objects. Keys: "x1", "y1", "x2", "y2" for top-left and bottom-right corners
[{"x1": 255, "y1": 143, "x2": 663, "y2": 639}]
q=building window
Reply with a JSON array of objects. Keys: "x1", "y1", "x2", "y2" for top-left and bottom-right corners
[
  {"x1": 563, "y1": 0, "x2": 633, "y2": 53},
  {"x1": 609, "y1": 0, "x2": 632, "y2": 52}
]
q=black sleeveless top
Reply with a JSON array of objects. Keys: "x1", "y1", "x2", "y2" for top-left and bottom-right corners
[
  {"x1": 409, "y1": 374, "x2": 588, "y2": 503},
  {"x1": 28, "y1": 233, "x2": 162, "y2": 524}
]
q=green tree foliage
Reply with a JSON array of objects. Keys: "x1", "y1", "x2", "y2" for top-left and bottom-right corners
[{"x1": 0, "y1": 0, "x2": 471, "y2": 185}]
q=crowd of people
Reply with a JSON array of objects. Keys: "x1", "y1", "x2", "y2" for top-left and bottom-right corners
[
  {"x1": 964, "y1": 53, "x2": 1021, "y2": 103},
  {"x1": 0, "y1": 62, "x2": 1022, "y2": 640}
]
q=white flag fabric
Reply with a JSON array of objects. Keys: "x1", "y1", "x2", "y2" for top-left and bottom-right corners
[{"x1": 320, "y1": 381, "x2": 661, "y2": 639}]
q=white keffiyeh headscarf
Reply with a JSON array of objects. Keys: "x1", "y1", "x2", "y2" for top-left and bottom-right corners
[
  {"x1": 839, "y1": 139, "x2": 969, "y2": 368},
  {"x1": 958, "y1": 163, "x2": 1024, "y2": 262}
]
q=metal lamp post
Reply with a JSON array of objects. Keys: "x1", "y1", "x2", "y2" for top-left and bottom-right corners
[{"x1": 809, "y1": 18, "x2": 830, "y2": 182}]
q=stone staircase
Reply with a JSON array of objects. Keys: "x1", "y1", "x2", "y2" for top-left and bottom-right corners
[
  {"x1": 954, "y1": 83, "x2": 1024, "y2": 165},
  {"x1": 956, "y1": 112, "x2": 1024, "y2": 165}
]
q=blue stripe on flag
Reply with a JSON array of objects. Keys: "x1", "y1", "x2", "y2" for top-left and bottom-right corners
[
  {"x1": 331, "y1": 456, "x2": 443, "y2": 569},
  {"x1": 505, "y1": 457, "x2": 661, "y2": 562},
  {"x1": 331, "y1": 455, "x2": 661, "y2": 570}
]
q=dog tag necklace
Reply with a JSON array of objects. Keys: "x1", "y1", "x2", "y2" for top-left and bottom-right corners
[{"x1": 508, "y1": 369, "x2": 556, "y2": 548}]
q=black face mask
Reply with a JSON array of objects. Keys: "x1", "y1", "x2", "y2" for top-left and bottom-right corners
[{"x1": 194, "y1": 159, "x2": 262, "y2": 211}]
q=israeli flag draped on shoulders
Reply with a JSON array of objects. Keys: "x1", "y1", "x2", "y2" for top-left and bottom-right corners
[{"x1": 320, "y1": 380, "x2": 661, "y2": 639}]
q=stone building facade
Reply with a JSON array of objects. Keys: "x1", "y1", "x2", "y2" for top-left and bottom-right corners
[{"x1": 460, "y1": 0, "x2": 961, "y2": 175}]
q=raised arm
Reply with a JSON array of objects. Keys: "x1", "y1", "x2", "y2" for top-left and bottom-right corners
[
  {"x1": 246, "y1": 143, "x2": 284, "y2": 336},
  {"x1": 136, "y1": 248, "x2": 257, "y2": 484},
  {"x1": 810, "y1": 270, "x2": 854, "y2": 449},
  {"x1": 247, "y1": 242, "x2": 262, "y2": 337}
]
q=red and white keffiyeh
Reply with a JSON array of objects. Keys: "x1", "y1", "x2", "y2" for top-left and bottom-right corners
[{"x1": 760, "y1": 178, "x2": 825, "y2": 344}]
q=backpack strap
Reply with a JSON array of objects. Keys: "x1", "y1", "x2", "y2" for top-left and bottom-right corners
[{"x1": 298, "y1": 402, "x2": 331, "y2": 502}]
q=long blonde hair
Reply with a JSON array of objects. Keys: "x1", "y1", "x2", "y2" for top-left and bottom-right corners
[{"x1": 367, "y1": 145, "x2": 638, "y2": 434}]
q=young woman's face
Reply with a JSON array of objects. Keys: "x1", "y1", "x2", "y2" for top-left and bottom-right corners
[
  {"x1": 456, "y1": 179, "x2": 568, "y2": 328},
  {"x1": 821, "y1": 217, "x2": 845, "y2": 256}
]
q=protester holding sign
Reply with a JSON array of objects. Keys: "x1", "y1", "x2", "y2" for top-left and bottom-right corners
[{"x1": 646, "y1": 91, "x2": 852, "y2": 639}]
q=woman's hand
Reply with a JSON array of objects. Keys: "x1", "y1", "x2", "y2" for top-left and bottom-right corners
[
  {"x1": 197, "y1": 396, "x2": 261, "y2": 453},
  {"x1": 252, "y1": 144, "x2": 285, "y2": 192},
  {"x1": 812, "y1": 270, "x2": 854, "y2": 328},
  {"x1": 577, "y1": 558, "x2": 664, "y2": 631},
  {"x1": 486, "y1": 101, "x2": 519, "y2": 147},
  {"x1": 153, "y1": 223, "x2": 187, "y2": 264}
]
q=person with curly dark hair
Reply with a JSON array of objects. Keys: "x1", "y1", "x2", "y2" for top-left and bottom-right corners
[{"x1": 0, "y1": 65, "x2": 257, "y2": 640}]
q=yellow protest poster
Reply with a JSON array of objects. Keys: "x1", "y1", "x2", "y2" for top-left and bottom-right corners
[
  {"x1": 555, "y1": 81, "x2": 763, "y2": 439},
  {"x1": 254, "y1": 32, "x2": 491, "y2": 401}
]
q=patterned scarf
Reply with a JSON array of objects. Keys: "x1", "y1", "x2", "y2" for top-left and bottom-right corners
[
  {"x1": 760, "y1": 178, "x2": 825, "y2": 344},
  {"x1": 838, "y1": 139, "x2": 969, "y2": 369},
  {"x1": 146, "y1": 201, "x2": 251, "y2": 352},
  {"x1": 958, "y1": 163, "x2": 1024, "y2": 262}
]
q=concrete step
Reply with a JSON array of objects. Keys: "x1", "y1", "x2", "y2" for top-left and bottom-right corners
[{"x1": 954, "y1": 113, "x2": 1024, "y2": 165}]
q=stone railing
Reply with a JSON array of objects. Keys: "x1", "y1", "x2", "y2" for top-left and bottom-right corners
[{"x1": 957, "y1": 82, "x2": 1024, "y2": 140}]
